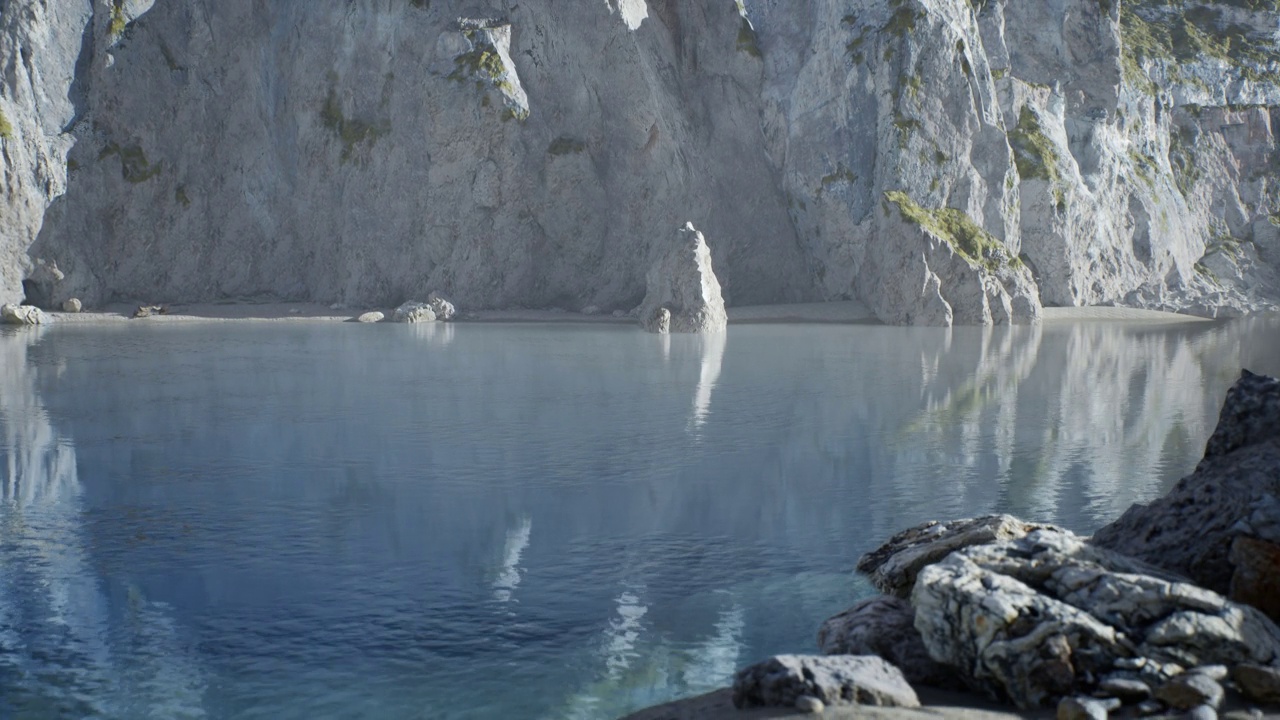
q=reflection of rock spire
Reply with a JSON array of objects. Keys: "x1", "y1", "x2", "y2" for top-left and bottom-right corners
[
  {"x1": 690, "y1": 333, "x2": 726, "y2": 431},
  {"x1": 492, "y1": 516, "x2": 532, "y2": 603},
  {"x1": 0, "y1": 329, "x2": 207, "y2": 718},
  {"x1": 604, "y1": 590, "x2": 648, "y2": 679},
  {"x1": 681, "y1": 597, "x2": 744, "y2": 693}
]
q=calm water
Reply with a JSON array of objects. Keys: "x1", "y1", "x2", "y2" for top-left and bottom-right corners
[{"x1": 2, "y1": 317, "x2": 1280, "y2": 719}]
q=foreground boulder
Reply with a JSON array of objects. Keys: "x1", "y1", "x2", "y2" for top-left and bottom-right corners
[
  {"x1": 637, "y1": 222, "x2": 727, "y2": 334},
  {"x1": 912, "y1": 527, "x2": 1280, "y2": 709},
  {"x1": 1, "y1": 304, "x2": 46, "y2": 325},
  {"x1": 817, "y1": 595, "x2": 963, "y2": 690},
  {"x1": 732, "y1": 655, "x2": 921, "y2": 710},
  {"x1": 1091, "y1": 370, "x2": 1280, "y2": 622},
  {"x1": 856, "y1": 515, "x2": 1049, "y2": 599}
]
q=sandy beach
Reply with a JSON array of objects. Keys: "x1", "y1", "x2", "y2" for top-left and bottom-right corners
[{"x1": 31, "y1": 299, "x2": 1226, "y2": 327}]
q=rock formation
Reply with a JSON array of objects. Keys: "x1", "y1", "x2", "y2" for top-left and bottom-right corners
[
  {"x1": 0, "y1": 304, "x2": 46, "y2": 325},
  {"x1": 638, "y1": 223, "x2": 728, "y2": 334},
  {"x1": 2, "y1": 0, "x2": 1280, "y2": 324},
  {"x1": 732, "y1": 655, "x2": 921, "y2": 711},
  {"x1": 1092, "y1": 369, "x2": 1280, "y2": 621},
  {"x1": 392, "y1": 301, "x2": 436, "y2": 324}
]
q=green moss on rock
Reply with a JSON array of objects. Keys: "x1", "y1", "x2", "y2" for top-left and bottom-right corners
[
  {"x1": 883, "y1": 190, "x2": 1013, "y2": 271},
  {"x1": 1008, "y1": 106, "x2": 1062, "y2": 186},
  {"x1": 547, "y1": 136, "x2": 586, "y2": 156},
  {"x1": 0, "y1": 109, "x2": 12, "y2": 139}
]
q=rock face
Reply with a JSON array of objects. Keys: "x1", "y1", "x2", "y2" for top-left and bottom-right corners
[
  {"x1": 2, "y1": 1, "x2": 1280, "y2": 323},
  {"x1": 1092, "y1": 370, "x2": 1280, "y2": 621},
  {"x1": 911, "y1": 527, "x2": 1280, "y2": 709},
  {"x1": 0, "y1": 304, "x2": 46, "y2": 326},
  {"x1": 732, "y1": 655, "x2": 922, "y2": 710},
  {"x1": 818, "y1": 595, "x2": 965, "y2": 690},
  {"x1": 637, "y1": 223, "x2": 728, "y2": 334}
]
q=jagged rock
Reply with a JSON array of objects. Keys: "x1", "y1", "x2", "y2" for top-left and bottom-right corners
[
  {"x1": 356, "y1": 311, "x2": 384, "y2": 323},
  {"x1": 61, "y1": 297, "x2": 81, "y2": 313},
  {"x1": 856, "y1": 515, "x2": 1048, "y2": 598},
  {"x1": 1057, "y1": 695, "x2": 1117, "y2": 720},
  {"x1": 817, "y1": 595, "x2": 964, "y2": 690},
  {"x1": 1097, "y1": 677, "x2": 1152, "y2": 704},
  {"x1": 1233, "y1": 664, "x2": 1280, "y2": 705},
  {"x1": 637, "y1": 223, "x2": 727, "y2": 335},
  {"x1": 1155, "y1": 674, "x2": 1224, "y2": 711},
  {"x1": 1092, "y1": 371, "x2": 1280, "y2": 622},
  {"x1": 646, "y1": 307, "x2": 671, "y2": 334},
  {"x1": 426, "y1": 292, "x2": 455, "y2": 321},
  {"x1": 912, "y1": 527, "x2": 1280, "y2": 709},
  {"x1": 0, "y1": 304, "x2": 45, "y2": 325},
  {"x1": 1229, "y1": 535, "x2": 1280, "y2": 622},
  {"x1": 392, "y1": 301, "x2": 436, "y2": 324},
  {"x1": 132, "y1": 305, "x2": 168, "y2": 318},
  {"x1": 732, "y1": 655, "x2": 921, "y2": 710}
]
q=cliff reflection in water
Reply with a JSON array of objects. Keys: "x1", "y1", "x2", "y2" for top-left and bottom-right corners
[{"x1": 1, "y1": 317, "x2": 1278, "y2": 719}]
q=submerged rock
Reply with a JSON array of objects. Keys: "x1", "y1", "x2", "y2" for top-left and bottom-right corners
[
  {"x1": 392, "y1": 301, "x2": 436, "y2": 324},
  {"x1": 732, "y1": 655, "x2": 921, "y2": 710},
  {"x1": 912, "y1": 527, "x2": 1280, "y2": 709},
  {"x1": 637, "y1": 222, "x2": 727, "y2": 334},
  {"x1": 0, "y1": 304, "x2": 45, "y2": 325},
  {"x1": 1092, "y1": 370, "x2": 1280, "y2": 622}
]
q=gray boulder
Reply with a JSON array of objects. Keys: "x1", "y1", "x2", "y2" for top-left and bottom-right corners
[
  {"x1": 817, "y1": 595, "x2": 964, "y2": 690},
  {"x1": 1056, "y1": 695, "x2": 1118, "y2": 720},
  {"x1": 638, "y1": 223, "x2": 727, "y2": 335},
  {"x1": 392, "y1": 301, "x2": 436, "y2": 324},
  {"x1": 427, "y1": 292, "x2": 456, "y2": 321},
  {"x1": 1, "y1": 304, "x2": 46, "y2": 325},
  {"x1": 356, "y1": 311, "x2": 384, "y2": 323},
  {"x1": 1092, "y1": 370, "x2": 1280, "y2": 622},
  {"x1": 912, "y1": 528, "x2": 1280, "y2": 709},
  {"x1": 732, "y1": 655, "x2": 921, "y2": 710},
  {"x1": 1155, "y1": 673, "x2": 1224, "y2": 711},
  {"x1": 1233, "y1": 664, "x2": 1280, "y2": 705},
  {"x1": 856, "y1": 515, "x2": 1049, "y2": 598},
  {"x1": 61, "y1": 297, "x2": 82, "y2": 313}
]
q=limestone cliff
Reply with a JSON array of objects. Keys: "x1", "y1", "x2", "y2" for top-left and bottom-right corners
[{"x1": 2, "y1": 0, "x2": 1279, "y2": 324}]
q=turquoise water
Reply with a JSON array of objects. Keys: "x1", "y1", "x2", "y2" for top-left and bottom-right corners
[{"x1": 2, "y1": 318, "x2": 1279, "y2": 719}]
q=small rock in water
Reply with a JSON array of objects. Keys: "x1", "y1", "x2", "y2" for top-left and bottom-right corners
[
  {"x1": 794, "y1": 695, "x2": 824, "y2": 714},
  {"x1": 1185, "y1": 705, "x2": 1218, "y2": 720},
  {"x1": 1097, "y1": 676, "x2": 1152, "y2": 703},
  {"x1": 62, "y1": 297, "x2": 82, "y2": 313},
  {"x1": 1233, "y1": 664, "x2": 1280, "y2": 704},
  {"x1": 427, "y1": 291, "x2": 456, "y2": 321},
  {"x1": 1057, "y1": 695, "x2": 1113, "y2": 720},
  {"x1": 1156, "y1": 674, "x2": 1224, "y2": 710},
  {"x1": 356, "y1": 311, "x2": 384, "y2": 324}
]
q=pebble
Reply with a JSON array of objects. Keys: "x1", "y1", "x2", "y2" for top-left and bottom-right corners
[
  {"x1": 1188, "y1": 665, "x2": 1229, "y2": 682},
  {"x1": 794, "y1": 695, "x2": 824, "y2": 714},
  {"x1": 1185, "y1": 705, "x2": 1217, "y2": 720},
  {"x1": 1136, "y1": 699, "x2": 1165, "y2": 716},
  {"x1": 1057, "y1": 695, "x2": 1112, "y2": 720},
  {"x1": 1098, "y1": 677, "x2": 1152, "y2": 703},
  {"x1": 1233, "y1": 664, "x2": 1280, "y2": 705},
  {"x1": 1156, "y1": 674, "x2": 1225, "y2": 711}
]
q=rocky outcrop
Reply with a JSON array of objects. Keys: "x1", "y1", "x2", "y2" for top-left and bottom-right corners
[
  {"x1": 1091, "y1": 370, "x2": 1280, "y2": 620},
  {"x1": 856, "y1": 515, "x2": 1048, "y2": 599},
  {"x1": 426, "y1": 292, "x2": 456, "y2": 321},
  {"x1": 1, "y1": 304, "x2": 46, "y2": 325},
  {"x1": 911, "y1": 527, "x2": 1280, "y2": 708},
  {"x1": 637, "y1": 223, "x2": 728, "y2": 334},
  {"x1": 732, "y1": 655, "x2": 921, "y2": 710}
]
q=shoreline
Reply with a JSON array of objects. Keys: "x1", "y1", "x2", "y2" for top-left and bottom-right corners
[{"x1": 21, "y1": 301, "x2": 1231, "y2": 327}]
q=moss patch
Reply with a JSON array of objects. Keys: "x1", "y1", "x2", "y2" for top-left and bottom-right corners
[
  {"x1": 99, "y1": 142, "x2": 162, "y2": 183},
  {"x1": 0, "y1": 109, "x2": 12, "y2": 139},
  {"x1": 1008, "y1": 106, "x2": 1061, "y2": 185},
  {"x1": 547, "y1": 136, "x2": 586, "y2": 156},
  {"x1": 820, "y1": 163, "x2": 857, "y2": 189},
  {"x1": 883, "y1": 190, "x2": 1012, "y2": 271},
  {"x1": 109, "y1": 0, "x2": 127, "y2": 37},
  {"x1": 737, "y1": 17, "x2": 762, "y2": 59},
  {"x1": 1168, "y1": 126, "x2": 1201, "y2": 197},
  {"x1": 175, "y1": 185, "x2": 191, "y2": 207},
  {"x1": 320, "y1": 88, "x2": 389, "y2": 163}
]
